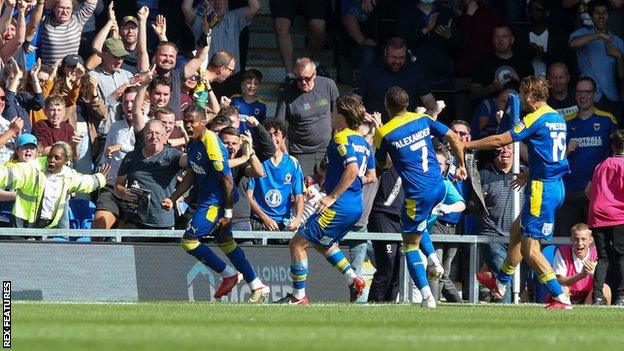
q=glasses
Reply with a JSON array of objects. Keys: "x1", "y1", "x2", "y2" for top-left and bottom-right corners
[
  {"x1": 0, "y1": 95, "x2": 5, "y2": 101},
  {"x1": 223, "y1": 66, "x2": 235, "y2": 73},
  {"x1": 296, "y1": 73, "x2": 315, "y2": 83}
]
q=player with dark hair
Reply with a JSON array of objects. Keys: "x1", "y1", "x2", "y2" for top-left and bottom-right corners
[
  {"x1": 161, "y1": 106, "x2": 269, "y2": 303},
  {"x1": 375, "y1": 86, "x2": 467, "y2": 308}
]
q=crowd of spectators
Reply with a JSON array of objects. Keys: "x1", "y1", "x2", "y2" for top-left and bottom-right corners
[{"x1": 0, "y1": 0, "x2": 623, "y2": 305}]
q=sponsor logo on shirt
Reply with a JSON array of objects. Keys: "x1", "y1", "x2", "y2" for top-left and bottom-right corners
[{"x1": 570, "y1": 136, "x2": 603, "y2": 147}]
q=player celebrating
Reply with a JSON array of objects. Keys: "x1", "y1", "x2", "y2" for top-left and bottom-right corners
[
  {"x1": 466, "y1": 76, "x2": 572, "y2": 309},
  {"x1": 277, "y1": 94, "x2": 377, "y2": 305},
  {"x1": 375, "y1": 86, "x2": 467, "y2": 308},
  {"x1": 161, "y1": 106, "x2": 269, "y2": 303}
]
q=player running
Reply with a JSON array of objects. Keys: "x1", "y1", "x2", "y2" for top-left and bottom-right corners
[
  {"x1": 375, "y1": 86, "x2": 467, "y2": 308},
  {"x1": 466, "y1": 76, "x2": 573, "y2": 309},
  {"x1": 161, "y1": 106, "x2": 269, "y2": 303},
  {"x1": 277, "y1": 94, "x2": 377, "y2": 305}
]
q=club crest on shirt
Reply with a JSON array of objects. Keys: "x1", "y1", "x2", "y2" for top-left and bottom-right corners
[
  {"x1": 285, "y1": 173, "x2": 292, "y2": 184},
  {"x1": 594, "y1": 123, "x2": 601, "y2": 131},
  {"x1": 303, "y1": 103, "x2": 311, "y2": 111},
  {"x1": 542, "y1": 223, "x2": 554, "y2": 236},
  {"x1": 337, "y1": 144, "x2": 347, "y2": 156},
  {"x1": 265, "y1": 189, "x2": 282, "y2": 208},
  {"x1": 254, "y1": 107, "x2": 260, "y2": 115}
]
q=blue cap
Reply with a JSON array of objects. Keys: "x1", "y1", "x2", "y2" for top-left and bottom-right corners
[{"x1": 17, "y1": 133, "x2": 37, "y2": 147}]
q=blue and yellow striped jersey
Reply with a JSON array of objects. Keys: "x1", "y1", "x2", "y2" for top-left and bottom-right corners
[
  {"x1": 510, "y1": 105, "x2": 570, "y2": 181},
  {"x1": 187, "y1": 130, "x2": 233, "y2": 205},
  {"x1": 374, "y1": 112, "x2": 449, "y2": 198},
  {"x1": 324, "y1": 129, "x2": 375, "y2": 212},
  {"x1": 564, "y1": 109, "x2": 617, "y2": 192}
]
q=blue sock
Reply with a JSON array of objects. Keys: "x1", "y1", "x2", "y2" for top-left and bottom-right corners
[
  {"x1": 539, "y1": 272, "x2": 564, "y2": 297},
  {"x1": 497, "y1": 261, "x2": 516, "y2": 284},
  {"x1": 291, "y1": 259, "x2": 308, "y2": 290},
  {"x1": 404, "y1": 244, "x2": 429, "y2": 289},
  {"x1": 182, "y1": 239, "x2": 226, "y2": 273},
  {"x1": 218, "y1": 240, "x2": 257, "y2": 283},
  {"x1": 419, "y1": 231, "x2": 436, "y2": 258},
  {"x1": 325, "y1": 249, "x2": 352, "y2": 274}
]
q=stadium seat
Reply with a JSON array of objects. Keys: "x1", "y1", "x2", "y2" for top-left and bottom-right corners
[
  {"x1": 533, "y1": 245, "x2": 566, "y2": 303},
  {"x1": 68, "y1": 199, "x2": 97, "y2": 229}
]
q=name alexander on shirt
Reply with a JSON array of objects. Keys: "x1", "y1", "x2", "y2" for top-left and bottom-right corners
[{"x1": 390, "y1": 128, "x2": 430, "y2": 149}]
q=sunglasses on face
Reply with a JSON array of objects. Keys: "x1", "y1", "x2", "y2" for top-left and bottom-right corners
[{"x1": 296, "y1": 74, "x2": 315, "y2": 83}]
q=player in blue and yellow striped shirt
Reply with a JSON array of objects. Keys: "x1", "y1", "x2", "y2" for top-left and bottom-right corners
[
  {"x1": 277, "y1": 94, "x2": 377, "y2": 304},
  {"x1": 375, "y1": 86, "x2": 467, "y2": 308},
  {"x1": 466, "y1": 76, "x2": 573, "y2": 309},
  {"x1": 162, "y1": 106, "x2": 268, "y2": 303}
]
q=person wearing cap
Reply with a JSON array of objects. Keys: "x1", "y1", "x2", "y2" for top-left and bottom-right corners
[
  {"x1": 90, "y1": 2, "x2": 140, "y2": 74},
  {"x1": 10, "y1": 134, "x2": 40, "y2": 165},
  {"x1": 89, "y1": 37, "x2": 134, "y2": 138},
  {"x1": 38, "y1": 0, "x2": 99, "y2": 65}
]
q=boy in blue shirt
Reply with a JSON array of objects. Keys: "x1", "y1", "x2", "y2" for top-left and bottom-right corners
[{"x1": 231, "y1": 69, "x2": 267, "y2": 134}]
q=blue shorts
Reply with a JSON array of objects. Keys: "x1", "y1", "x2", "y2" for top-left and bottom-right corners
[
  {"x1": 184, "y1": 203, "x2": 232, "y2": 238},
  {"x1": 297, "y1": 206, "x2": 361, "y2": 248},
  {"x1": 521, "y1": 178, "x2": 565, "y2": 240},
  {"x1": 401, "y1": 181, "x2": 445, "y2": 235}
]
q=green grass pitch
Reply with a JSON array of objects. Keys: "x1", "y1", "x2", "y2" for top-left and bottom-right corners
[{"x1": 10, "y1": 302, "x2": 624, "y2": 351}]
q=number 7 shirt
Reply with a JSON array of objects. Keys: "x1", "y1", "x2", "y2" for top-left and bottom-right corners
[
  {"x1": 374, "y1": 112, "x2": 449, "y2": 198},
  {"x1": 510, "y1": 105, "x2": 570, "y2": 181}
]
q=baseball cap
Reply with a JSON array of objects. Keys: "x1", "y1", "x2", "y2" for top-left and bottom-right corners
[
  {"x1": 17, "y1": 133, "x2": 37, "y2": 147},
  {"x1": 62, "y1": 54, "x2": 84, "y2": 68},
  {"x1": 103, "y1": 37, "x2": 129, "y2": 57},
  {"x1": 121, "y1": 16, "x2": 139, "y2": 27}
]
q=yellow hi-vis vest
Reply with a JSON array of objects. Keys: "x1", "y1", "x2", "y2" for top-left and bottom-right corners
[{"x1": 0, "y1": 157, "x2": 105, "y2": 228}]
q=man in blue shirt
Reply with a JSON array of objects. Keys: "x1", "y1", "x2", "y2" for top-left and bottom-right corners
[
  {"x1": 248, "y1": 120, "x2": 304, "y2": 231},
  {"x1": 557, "y1": 76, "x2": 617, "y2": 236},
  {"x1": 467, "y1": 75, "x2": 573, "y2": 309},
  {"x1": 375, "y1": 86, "x2": 467, "y2": 308},
  {"x1": 278, "y1": 94, "x2": 376, "y2": 305},
  {"x1": 569, "y1": 0, "x2": 624, "y2": 118},
  {"x1": 161, "y1": 106, "x2": 269, "y2": 303}
]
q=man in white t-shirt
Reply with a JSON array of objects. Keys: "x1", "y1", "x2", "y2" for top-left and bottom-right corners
[{"x1": 552, "y1": 223, "x2": 612, "y2": 304}]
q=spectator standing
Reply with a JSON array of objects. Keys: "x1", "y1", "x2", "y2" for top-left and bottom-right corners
[
  {"x1": 182, "y1": 0, "x2": 260, "y2": 97},
  {"x1": 230, "y1": 69, "x2": 267, "y2": 132},
  {"x1": 92, "y1": 86, "x2": 140, "y2": 230},
  {"x1": 38, "y1": 0, "x2": 98, "y2": 64},
  {"x1": 275, "y1": 58, "x2": 338, "y2": 176},
  {"x1": 32, "y1": 96, "x2": 82, "y2": 158},
  {"x1": 3, "y1": 58, "x2": 45, "y2": 133},
  {"x1": 116, "y1": 120, "x2": 187, "y2": 230},
  {"x1": 0, "y1": 87, "x2": 23, "y2": 166},
  {"x1": 587, "y1": 129, "x2": 624, "y2": 306},
  {"x1": 569, "y1": 0, "x2": 624, "y2": 118},
  {"x1": 476, "y1": 144, "x2": 524, "y2": 303},
  {"x1": 354, "y1": 38, "x2": 438, "y2": 123},
  {"x1": 471, "y1": 25, "x2": 534, "y2": 101},
  {"x1": 557, "y1": 77, "x2": 617, "y2": 236},
  {"x1": 527, "y1": 0, "x2": 572, "y2": 76},
  {"x1": 270, "y1": 0, "x2": 328, "y2": 80},
  {"x1": 547, "y1": 62, "x2": 578, "y2": 117},
  {"x1": 397, "y1": 0, "x2": 456, "y2": 88}
]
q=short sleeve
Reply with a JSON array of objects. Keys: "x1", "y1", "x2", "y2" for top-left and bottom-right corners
[
  {"x1": 569, "y1": 28, "x2": 589, "y2": 42},
  {"x1": 429, "y1": 118, "x2": 451, "y2": 139},
  {"x1": 247, "y1": 177, "x2": 256, "y2": 191},
  {"x1": 444, "y1": 180, "x2": 464, "y2": 205},
  {"x1": 202, "y1": 132, "x2": 231, "y2": 176},
  {"x1": 335, "y1": 140, "x2": 357, "y2": 167},
  {"x1": 366, "y1": 146, "x2": 376, "y2": 171},
  {"x1": 510, "y1": 114, "x2": 541, "y2": 142},
  {"x1": 552, "y1": 248, "x2": 567, "y2": 277},
  {"x1": 292, "y1": 161, "x2": 304, "y2": 196}
]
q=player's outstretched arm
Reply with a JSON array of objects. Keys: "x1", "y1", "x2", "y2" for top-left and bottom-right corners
[
  {"x1": 162, "y1": 170, "x2": 196, "y2": 211},
  {"x1": 465, "y1": 131, "x2": 514, "y2": 151},
  {"x1": 445, "y1": 129, "x2": 467, "y2": 180}
]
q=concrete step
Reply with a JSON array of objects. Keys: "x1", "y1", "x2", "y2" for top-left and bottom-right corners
[
  {"x1": 246, "y1": 64, "x2": 337, "y2": 83},
  {"x1": 249, "y1": 14, "x2": 308, "y2": 33},
  {"x1": 249, "y1": 31, "x2": 307, "y2": 50},
  {"x1": 246, "y1": 47, "x2": 333, "y2": 66}
]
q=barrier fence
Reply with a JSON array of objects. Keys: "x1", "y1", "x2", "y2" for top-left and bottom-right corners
[{"x1": 0, "y1": 229, "x2": 570, "y2": 303}]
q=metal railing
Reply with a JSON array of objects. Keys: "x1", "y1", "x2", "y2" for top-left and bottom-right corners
[{"x1": 0, "y1": 229, "x2": 570, "y2": 303}]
